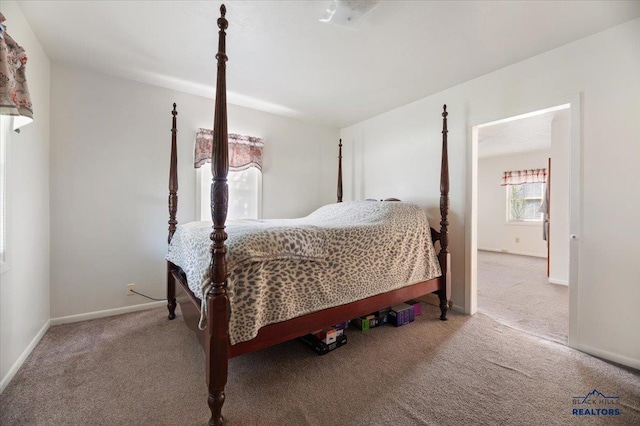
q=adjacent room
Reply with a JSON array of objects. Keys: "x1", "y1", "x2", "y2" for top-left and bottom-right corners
[
  {"x1": 1, "y1": 1, "x2": 639, "y2": 425},
  {"x1": 476, "y1": 106, "x2": 570, "y2": 344}
]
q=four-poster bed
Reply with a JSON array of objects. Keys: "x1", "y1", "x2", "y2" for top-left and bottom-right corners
[{"x1": 165, "y1": 5, "x2": 451, "y2": 425}]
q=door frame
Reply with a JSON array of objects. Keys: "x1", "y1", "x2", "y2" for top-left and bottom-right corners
[{"x1": 465, "y1": 93, "x2": 582, "y2": 349}]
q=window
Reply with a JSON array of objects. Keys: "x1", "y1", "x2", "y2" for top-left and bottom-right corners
[
  {"x1": 0, "y1": 115, "x2": 12, "y2": 271},
  {"x1": 198, "y1": 167, "x2": 262, "y2": 221},
  {"x1": 194, "y1": 130, "x2": 264, "y2": 222},
  {"x1": 507, "y1": 182, "x2": 544, "y2": 222}
]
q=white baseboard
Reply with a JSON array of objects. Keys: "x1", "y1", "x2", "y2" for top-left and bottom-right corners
[
  {"x1": 548, "y1": 277, "x2": 569, "y2": 286},
  {"x1": 478, "y1": 247, "x2": 547, "y2": 259},
  {"x1": 577, "y1": 343, "x2": 640, "y2": 370},
  {"x1": 50, "y1": 301, "x2": 166, "y2": 326},
  {"x1": 1, "y1": 302, "x2": 166, "y2": 394},
  {"x1": 0, "y1": 320, "x2": 50, "y2": 394}
]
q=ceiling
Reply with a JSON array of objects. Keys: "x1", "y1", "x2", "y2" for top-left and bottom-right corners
[
  {"x1": 478, "y1": 107, "x2": 570, "y2": 159},
  {"x1": 16, "y1": 1, "x2": 640, "y2": 128}
]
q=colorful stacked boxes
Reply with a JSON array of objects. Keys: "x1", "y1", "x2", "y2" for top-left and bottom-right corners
[
  {"x1": 300, "y1": 301, "x2": 425, "y2": 353},
  {"x1": 406, "y1": 300, "x2": 422, "y2": 316},
  {"x1": 300, "y1": 321, "x2": 349, "y2": 355},
  {"x1": 352, "y1": 302, "x2": 423, "y2": 329},
  {"x1": 352, "y1": 308, "x2": 391, "y2": 330},
  {"x1": 388, "y1": 303, "x2": 415, "y2": 327}
]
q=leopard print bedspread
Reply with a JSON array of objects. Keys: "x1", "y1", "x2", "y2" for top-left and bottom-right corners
[{"x1": 166, "y1": 201, "x2": 441, "y2": 345}]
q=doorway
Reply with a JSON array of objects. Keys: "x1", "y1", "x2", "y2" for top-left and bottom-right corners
[{"x1": 466, "y1": 97, "x2": 582, "y2": 348}]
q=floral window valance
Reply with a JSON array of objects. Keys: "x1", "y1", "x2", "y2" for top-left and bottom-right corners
[
  {"x1": 194, "y1": 128, "x2": 264, "y2": 171},
  {"x1": 501, "y1": 168, "x2": 547, "y2": 186},
  {"x1": 0, "y1": 13, "x2": 33, "y2": 130}
]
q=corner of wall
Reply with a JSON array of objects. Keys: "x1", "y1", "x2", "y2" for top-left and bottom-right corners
[{"x1": 0, "y1": 0, "x2": 51, "y2": 392}]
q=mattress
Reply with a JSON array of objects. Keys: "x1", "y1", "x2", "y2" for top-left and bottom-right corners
[{"x1": 166, "y1": 201, "x2": 441, "y2": 344}]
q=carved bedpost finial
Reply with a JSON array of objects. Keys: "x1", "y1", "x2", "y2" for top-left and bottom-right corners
[
  {"x1": 218, "y1": 5, "x2": 228, "y2": 30},
  {"x1": 337, "y1": 139, "x2": 343, "y2": 203},
  {"x1": 216, "y1": 5, "x2": 229, "y2": 67}
]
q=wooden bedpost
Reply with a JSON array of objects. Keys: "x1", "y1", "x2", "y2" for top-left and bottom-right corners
[
  {"x1": 167, "y1": 103, "x2": 178, "y2": 320},
  {"x1": 206, "y1": 5, "x2": 230, "y2": 426},
  {"x1": 437, "y1": 104, "x2": 450, "y2": 321},
  {"x1": 337, "y1": 139, "x2": 343, "y2": 203}
]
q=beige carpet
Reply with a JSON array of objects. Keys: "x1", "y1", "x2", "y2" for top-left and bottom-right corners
[
  {"x1": 477, "y1": 250, "x2": 569, "y2": 343},
  {"x1": 1, "y1": 305, "x2": 638, "y2": 426}
]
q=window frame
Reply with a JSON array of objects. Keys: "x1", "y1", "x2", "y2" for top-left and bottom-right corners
[{"x1": 505, "y1": 182, "x2": 544, "y2": 224}]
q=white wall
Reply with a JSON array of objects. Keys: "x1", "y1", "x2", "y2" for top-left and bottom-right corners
[
  {"x1": 549, "y1": 113, "x2": 570, "y2": 284},
  {"x1": 226, "y1": 99, "x2": 339, "y2": 218},
  {"x1": 339, "y1": 18, "x2": 640, "y2": 367},
  {"x1": 49, "y1": 62, "x2": 339, "y2": 319},
  {"x1": 478, "y1": 150, "x2": 550, "y2": 258},
  {"x1": 0, "y1": 1, "x2": 50, "y2": 391}
]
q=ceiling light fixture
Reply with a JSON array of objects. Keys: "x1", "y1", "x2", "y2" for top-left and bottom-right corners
[{"x1": 319, "y1": 0, "x2": 381, "y2": 30}]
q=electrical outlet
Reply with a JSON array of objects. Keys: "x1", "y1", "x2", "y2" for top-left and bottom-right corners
[
  {"x1": 126, "y1": 283, "x2": 135, "y2": 296},
  {"x1": 515, "y1": 237, "x2": 520, "y2": 243}
]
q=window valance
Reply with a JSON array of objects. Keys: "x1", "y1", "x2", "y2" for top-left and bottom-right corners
[
  {"x1": 501, "y1": 169, "x2": 547, "y2": 186},
  {"x1": 194, "y1": 128, "x2": 264, "y2": 171},
  {"x1": 0, "y1": 13, "x2": 33, "y2": 130}
]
